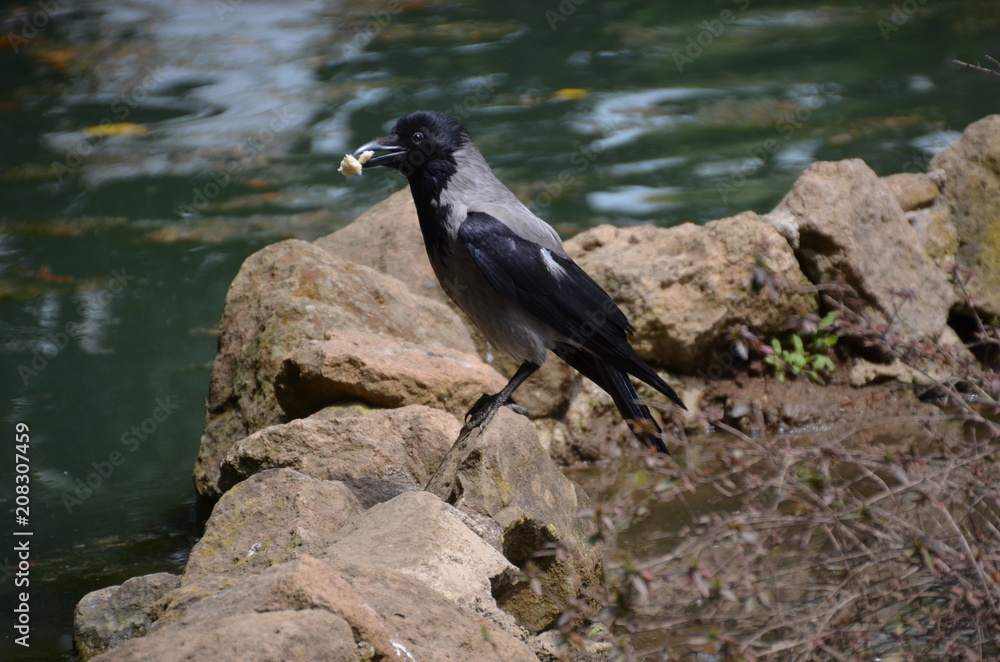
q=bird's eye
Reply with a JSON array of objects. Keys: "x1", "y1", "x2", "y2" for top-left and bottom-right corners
[{"x1": 412, "y1": 131, "x2": 425, "y2": 144}]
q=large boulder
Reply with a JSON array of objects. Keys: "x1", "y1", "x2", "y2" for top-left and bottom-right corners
[
  {"x1": 194, "y1": 239, "x2": 475, "y2": 498},
  {"x1": 219, "y1": 405, "x2": 459, "y2": 507},
  {"x1": 274, "y1": 329, "x2": 507, "y2": 421},
  {"x1": 74, "y1": 572, "x2": 180, "y2": 660},
  {"x1": 321, "y1": 490, "x2": 521, "y2": 629},
  {"x1": 930, "y1": 114, "x2": 1000, "y2": 316},
  {"x1": 427, "y1": 407, "x2": 604, "y2": 633},
  {"x1": 565, "y1": 211, "x2": 815, "y2": 372},
  {"x1": 764, "y1": 159, "x2": 955, "y2": 340},
  {"x1": 313, "y1": 187, "x2": 446, "y2": 304},
  {"x1": 182, "y1": 468, "x2": 362, "y2": 583},
  {"x1": 88, "y1": 556, "x2": 540, "y2": 662}
]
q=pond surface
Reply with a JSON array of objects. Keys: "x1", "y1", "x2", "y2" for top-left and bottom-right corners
[{"x1": 1, "y1": 0, "x2": 999, "y2": 658}]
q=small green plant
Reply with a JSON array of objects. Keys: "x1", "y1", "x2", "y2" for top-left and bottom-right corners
[{"x1": 765, "y1": 311, "x2": 838, "y2": 384}]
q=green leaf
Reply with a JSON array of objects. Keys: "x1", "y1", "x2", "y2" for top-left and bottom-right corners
[
  {"x1": 791, "y1": 334, "x2": 805, "y2": 354},
  {"x1": 812, "y1": 355, "x2": 834, "y2": 371},
  {"x1": 805, "y1": 370, "x2": 826, "y2": 385},
  {"x1": 771, "y1": 338, "x2": 782, "y2": 353}
]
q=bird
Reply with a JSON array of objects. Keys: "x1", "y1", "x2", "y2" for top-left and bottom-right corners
[{"x1": 351, "y1": 110, "x2": 685, "y2": 453}]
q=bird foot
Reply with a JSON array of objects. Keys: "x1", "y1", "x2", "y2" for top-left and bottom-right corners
[{"x1": 463, "y1": 393, "x2": 529, "y2": 431}]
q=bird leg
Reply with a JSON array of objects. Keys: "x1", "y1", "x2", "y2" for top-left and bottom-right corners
[{"x1": 464, "y1": 360, "x2": 539, "y2": 431}]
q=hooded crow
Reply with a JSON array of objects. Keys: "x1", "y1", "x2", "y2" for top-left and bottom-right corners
[{"x1": 352, "y1": 111, "x2": 685, "y2": 453}]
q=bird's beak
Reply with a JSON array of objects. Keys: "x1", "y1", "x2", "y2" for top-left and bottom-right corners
[{"x1": 352, "y1": 134, "x2": 406, "y2": 169}]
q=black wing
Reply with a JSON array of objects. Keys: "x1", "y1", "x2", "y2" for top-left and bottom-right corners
[{"x1": 458, "y1": 211, "x2": 685, "y2": 410}]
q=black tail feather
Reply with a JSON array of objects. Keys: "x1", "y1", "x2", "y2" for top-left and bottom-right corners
[
  {"x1": 613, "y1": 345, "x2": 686, "y2": 411},
  {"x1": 553, "y1": 343, "x2": 670, "y2": 454}
]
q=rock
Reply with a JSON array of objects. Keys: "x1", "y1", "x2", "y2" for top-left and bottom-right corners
[
  {"x1": 533, "y1": 630, "x2": 615, "y2": 662},
  {"x1": 95, "y1": 609, "x2": 359, "y2": 662},
  {"x1": 559, "y1": 378, "x2": 640, "y2": 460},
  {"x1": 426, "y1": 408, "x2": 603, "y2": 633},
  {"x1": 906, "y1": 200, "x2": 959, "y2": 267},
  {"x1": 930, "y1": 114, "x2": 1000, "y2": 316},
  {"x1": 566, "y1": 211, "x2": 815, "y2": 372},
  {"x1": 313, "y1": 187, "x2": 447, "y2": 304},
  {"x1": 194, "y1": 238, "x2": 475, "y2": 498},
  {"x1": 881, "y1": 166, "x2": 958, "y2": 272},
  {"x1": 848, "y1": 358, "x2": 917, "y2": 387},
  {"x1": 764, "y1": 159, "x2": 955, "y2": 340},
  {"x1": 183, "y1": 468, "x2": 362, "y2": 583},
  {"x1": 219, "y1": 405, "x2": 459, "y2": 507},
  {"x1": 74, "y1": 572, "x2": 180, "y2": 660},
  {"x1": 849, "y1": 325, "x2": 975, "y2": 387},
  {"x1": 92, "y1": 556, "x2": 539, "y2": 662},
  {"x1": 274, "y1": 330, "x2": 507, "y2": 421},
  {"x1": 881, "y1": 172, "x2": 939, "y2": 211},
  {"x1": 321, "y1": 490, "x2": 521, "y2": 630}
]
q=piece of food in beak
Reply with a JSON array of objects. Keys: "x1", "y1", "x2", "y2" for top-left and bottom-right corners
[{"x1": 338, "y1": 150, "x2": 373, "y2": 177}]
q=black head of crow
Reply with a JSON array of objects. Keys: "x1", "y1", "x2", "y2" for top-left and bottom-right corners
[{"x1": 353, "y1": 110, "x2": 686, "y2": 453}]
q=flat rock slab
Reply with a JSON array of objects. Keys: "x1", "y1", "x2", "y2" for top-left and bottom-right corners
[
  {"x1": 219, "y1": 405, "x2": 459, "y2": 507},
  {"x1": 322, "y1": 490, "x2": 520, "y2": 628},
  {"x1": 275, "y1": 329, "x2": 507, "y2": 421},
  {"x1": 183, "y1": 468, "x2": 363, "y2": 583}
]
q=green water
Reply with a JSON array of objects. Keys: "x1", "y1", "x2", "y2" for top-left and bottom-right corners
[{"x1": 1, "y1": 0, "x2": 999, "y2": 658}]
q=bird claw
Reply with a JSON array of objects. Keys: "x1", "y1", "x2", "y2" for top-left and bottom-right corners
[
  {"x1": 505, "y1": 402, "x2": 529, "y2": 417},
  {"x1": 463, "y1": 393, "x2": 529, "y2": 431}
]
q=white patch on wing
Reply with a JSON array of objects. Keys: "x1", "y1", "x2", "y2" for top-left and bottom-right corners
[{"x1": 540, "y1": 247, "x2": 567, "y2": 279}]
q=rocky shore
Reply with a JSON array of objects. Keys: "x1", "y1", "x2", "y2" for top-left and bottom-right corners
[{"x1": 74, "y1": 115, "x2": 1000, "y2": 660}]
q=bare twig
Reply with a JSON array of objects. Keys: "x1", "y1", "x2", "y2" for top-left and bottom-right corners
[{"x1": 954, "y1": 55, "x2": 1000, "y2": 78}]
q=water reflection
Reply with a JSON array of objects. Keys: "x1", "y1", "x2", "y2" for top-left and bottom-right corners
[{"x1": 73, "y1": 288, "x2": 114, "y2": 355}]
